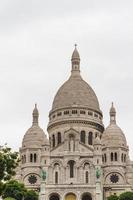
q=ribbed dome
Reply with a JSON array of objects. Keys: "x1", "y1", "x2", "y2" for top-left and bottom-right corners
[
  {"x1": 102, "y1": 124, "x2": 127, "y2": 147},
  {"x1": 102, "y1": 104, "x2": 127, "y2": 148},
  {"x1": 51, "y1": 46, "x2": 101, "y2": 113},
  {"x1": 22, "y1": 125, "x2": 48, "y2": 148},
  {"x1": 52, "y1": 75, "x2": 100, "y2": 112},
  {"x1": 22, "y1": 104, "x2": 49, "y2": 148}
]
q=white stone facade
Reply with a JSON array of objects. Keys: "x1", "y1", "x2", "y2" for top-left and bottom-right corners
[{"x1": 17, "y1": 47, "x2": 133, "y2": 200}]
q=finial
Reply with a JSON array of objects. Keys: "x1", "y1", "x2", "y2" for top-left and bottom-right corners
[
  {"x1": 74, "y1": 44, "x2": 77, "y2": 48},
  {"x1": 71, "y1": 44, "x2": 80, "y2": 75},
  {"x1": 110, "y1": 102, "x2": 116, "y2": 124},
  {"x1": 32, "y1": 103, "x2": 39, "y2": 126}
]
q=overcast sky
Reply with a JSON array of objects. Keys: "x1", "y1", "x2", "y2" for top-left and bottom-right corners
[{"x1": 0, "y1": 0, "x2": 133, "y2": 158}]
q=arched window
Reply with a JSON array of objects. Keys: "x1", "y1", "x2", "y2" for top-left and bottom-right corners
[
  {"x1": 88, "y1": 132, "x2": 93, "y2": 145},
  {"x1": 52, "y1": 135, "x2": 55, "y2": 147},
  {"x1": 104, "y1": 154, "x2": 107, "y2": 162},
  {"x1": 68, "y1": 160, "x2": 75, "y2": 178},
  {"x1": 80, "y1": 131, "x2": 85, "y2": 143},
  {"x1": 115, "y1": 152, "x2": 117, "y2": 161},
  {"x1": 30, "y1": 153, "x2": 33, "y2": 162},
  {"x1": 57, "y1": 132, "x2": 61, "y2": 145},
  {"x1": 111, "y1": 152, "x2": 113, "y2": 161},
  {"x1": 55, "y1": 171, "x2": 58, "y2": 184},
  {"x1": 85, "y1": 171, "x2": 89, "y2": 183},
  {"x1": 34, "y1": 153, "x2": 37, "y2": 162}
]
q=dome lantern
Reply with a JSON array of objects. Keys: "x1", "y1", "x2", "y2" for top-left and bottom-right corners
[
  {"x1": 110, "y1": 102, "x2": 116, "y2": 124},
  {"x1": 71, "y1": 44, "x2": 80, "y2": 75},
  {"x1": 32, "y1": 104, "x2": 39, "y2": 126}
]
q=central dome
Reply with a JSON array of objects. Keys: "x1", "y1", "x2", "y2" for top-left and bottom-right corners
[
  {"x1": 52, "y1": 46, "x2": 101, "y2": 113},
  {"x1": 52, "y1": 75, "x2": 100, "y2": 112}
]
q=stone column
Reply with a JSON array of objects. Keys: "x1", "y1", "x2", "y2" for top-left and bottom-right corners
[{"x1": 39, "y1": 181, "x2": 46, "y2": 200}]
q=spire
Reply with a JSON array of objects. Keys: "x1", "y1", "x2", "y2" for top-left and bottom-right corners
[
  {"x1": 32, "y1": 104, "x2": 39, "y2": 126},
  {"x1": 71, "y1": 44, "x2": 80, "y2": 75},
  {"x1": 110, "y1": 102, "x2": 116, "y2": 124}
]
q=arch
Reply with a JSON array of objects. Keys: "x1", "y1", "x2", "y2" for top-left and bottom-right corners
[
  {"x1": 104, "y1": 171, "x2": 126, "y2": 185},
  {"x1": 57, "y1": 132, "x2": 61, "y2": 145},
  {"x1": 68, "y1": 160, "x2": 75, "y2": 178},
  {"x1": 65, "y1": 193, "x2": 76, "y2": 200},
  {"x1": 49, "y1": 193, "x2": 60, "y2": 200},
  {"x1": 80, "y1": 131, "x2": 85, "y2": 143},
  {"x1": 51, "y1": 160, "x2": 63, "y2": 168},
  {"x1": 81, "y1": 193, "x2": 92, "y2": 200},
  {"x1": 88, "y1": 132, "x2": 93, "y2": 145}
]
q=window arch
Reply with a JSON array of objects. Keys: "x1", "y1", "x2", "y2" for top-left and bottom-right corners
[
  {"x1": 57, "y1": 132, "x2": 61, "y2": 145},
  {"x1": 55, "y1": 171, "x2": 58, "y2": 184},
  {"x1": 52, "y1": 135, "x2": 55, "y2": 147},
  {"x1": 88, "y1": 132, "x2": 93, "y2": 145},
  {"x1": 111, "y1": 152, "x2": 113, "y2": 161},
  {"x1": 68, "y1": 160, "x2": 75, "y2": 178},
  {"x1": 85, "y1": 171, "x2": 89, "y2": 183},
  {"x1": 80, "y1": 131, "x2": 85, "y2": 144}
]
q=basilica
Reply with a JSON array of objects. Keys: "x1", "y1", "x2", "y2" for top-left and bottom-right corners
[{"x1": 16, "y1": 46, "x2": 133, "y2": 200}]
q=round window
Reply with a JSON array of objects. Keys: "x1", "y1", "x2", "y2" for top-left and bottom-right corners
[
  {"x1": 28, "y1": 175, "x2": 37, "y2": 184},
  {"x1": 110, "y1": 174, "x2": 119, "y2": 183}
]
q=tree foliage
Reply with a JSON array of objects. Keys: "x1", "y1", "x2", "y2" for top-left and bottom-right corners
[
  {"x1": 24, "y1": 190, "x2": 38, "y2": 200},
  {"x1": 2, "y1": 180, "x2": 38, "y2": 200},
  {"x1": 107, "y1": 194, "x2": 119, "y2": 200},
  {"x1": 2, "y1": 180, "x2": 27, "y2": 200},
  {"x1": 0, "y1": 145, "x2": 19, "y2": 181},
  {"x1": 119, "y1": 191, "x2": 133, "y2": 200}
]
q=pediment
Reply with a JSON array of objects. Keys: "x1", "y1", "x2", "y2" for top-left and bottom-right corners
[{"x1": 79, "y1": 142, "x2": 94, "y2": 155}]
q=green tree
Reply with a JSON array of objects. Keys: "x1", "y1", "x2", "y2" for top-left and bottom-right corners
[
  {"x1": 4, "y1": 198, "x2": 16, "y2": 200},
  {"x1": 2, "y1": 180, "x2": 27, "y2": 200},
  {"x1": 107, "y1": 194, "x2": 119, "y2": 200},
  {"x1": 119, "y1": 191, "x2": 133, "y2": 200},
  {"x1": 0, "y1": 145, "x2": 19, "y2": 181},
  {"x1": 24, "y1": 190, "x2": 38, "y2": 200}
]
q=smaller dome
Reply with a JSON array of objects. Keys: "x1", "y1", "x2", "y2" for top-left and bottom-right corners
[
  {"x1": 22, "y1": 126, "x2": 47, "y2": 148},
  {"x1": 22, "y1": 104, "x2": 49, "y2": 148},
  {"x1": 102, "y1": 124, "x2": 127, "y2": 147},
  {"x1": 102, "y1": 103, "x2": 127, "y2": 148}
]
